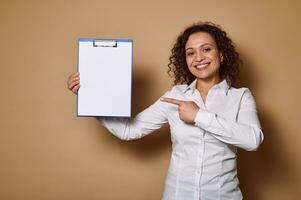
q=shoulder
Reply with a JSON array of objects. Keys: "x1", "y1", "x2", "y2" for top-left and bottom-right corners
[
  {"x1": 228, "y1": 86, "x2": 252, "y2": 97},
  {"x1": 228, "y1": 86, "x2": 257, "y2": 106}
]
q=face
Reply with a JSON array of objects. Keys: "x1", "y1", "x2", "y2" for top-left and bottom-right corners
[{"x1": 185, "y1": 32, "x2": 222, "y2": 82}]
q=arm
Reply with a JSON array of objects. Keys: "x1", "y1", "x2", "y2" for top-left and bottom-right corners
[
  {"x1": 97, "y1": 93, "x2": 170, "y2": 141},
  {"x1": 194, "y1": 89, "x2": 264, "y2": 151}
]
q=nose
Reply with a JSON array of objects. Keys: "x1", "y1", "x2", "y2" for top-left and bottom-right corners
[{"x1": 195, "y1": 50, "x2": 205, "y2": 61}]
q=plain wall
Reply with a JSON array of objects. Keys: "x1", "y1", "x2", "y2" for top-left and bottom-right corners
[{"x1": 0, "y1": 0, "x2": 300, "y2": 199}]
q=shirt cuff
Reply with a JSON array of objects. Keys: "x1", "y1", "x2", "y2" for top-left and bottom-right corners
[{"x1": 194, "y1": 108, "x2": 216, "y2": 128}]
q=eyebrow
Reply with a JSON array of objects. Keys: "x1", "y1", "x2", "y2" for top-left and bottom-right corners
[{"x1": 185, "y1": 43, "x2": 214, "y2": 51}]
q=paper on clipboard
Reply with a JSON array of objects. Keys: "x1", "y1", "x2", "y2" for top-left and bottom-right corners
[{"x1": 77, "y1": 38, "x2": 132, "y2": 117}]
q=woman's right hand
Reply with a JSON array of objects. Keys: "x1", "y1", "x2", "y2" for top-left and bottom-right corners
[{"x1": 67, "y1": 72, "x2": 80, "y2": 94}]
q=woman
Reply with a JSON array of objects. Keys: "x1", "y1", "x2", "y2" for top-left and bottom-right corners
[{"x1": 67, "y1": 22, "x2": 264, "y2": 200}]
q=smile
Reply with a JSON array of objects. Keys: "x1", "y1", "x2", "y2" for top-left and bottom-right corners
[{"x1": 195, "y1": 63, "x2": 209, "y2": 69}]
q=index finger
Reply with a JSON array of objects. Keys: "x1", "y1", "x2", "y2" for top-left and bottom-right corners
[
  {"x1": 160, "y1": 97, "x2": 183, "y2": 105},
  {"x1": 69, "y1": 72, "x2": 80, "y2": 79}
]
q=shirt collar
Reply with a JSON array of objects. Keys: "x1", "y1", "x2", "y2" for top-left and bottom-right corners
[
  {"x1": 183, "y1": 79, "x2": 196, "y2": 93},
  {"x1": 183, "y1": 79, "x2": 230, "y2": 95}
]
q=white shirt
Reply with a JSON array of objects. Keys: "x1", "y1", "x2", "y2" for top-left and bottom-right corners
[{"x1": 100, "y1": 79, "x2": 264, "y2": 200}]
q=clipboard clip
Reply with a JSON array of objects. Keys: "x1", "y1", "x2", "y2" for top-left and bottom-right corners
[{"x1": 93, "y1": 40, "x2": 118, "y2": 48}]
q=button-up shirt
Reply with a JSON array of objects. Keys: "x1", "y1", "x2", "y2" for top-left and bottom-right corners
[{"x1": 100, "y1": 79, "x2": 264, "y2": 200}]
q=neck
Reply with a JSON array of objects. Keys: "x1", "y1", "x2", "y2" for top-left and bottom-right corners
[{"x1": 196, "y1": 76, "x2": 221, "y2": 101}]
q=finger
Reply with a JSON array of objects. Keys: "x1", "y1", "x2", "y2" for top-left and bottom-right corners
[
  {"x1": 160, "y1": 97, "x2": 183, "y2": 105},
  {"x1": 70, "y1": 76, "x2": 80, "y2": 84},
  {"x1": 68, "y1": 72, "x2": 77, "y2": 79},
  {"x1": 69, "y1": 72, "x2": 80, "y2": 81},
  {"x1": 68, "y1": 80, "x2": 80, "y2": 90},
  {"x1": 67, "y1": 72, "x2": 80, "y2": 85},
  {"x1": 67, "y1": 75, "x2": 80, "y2": 86},
  {"x1": 71, "y1": 71, "x2": 79, "y2": 77},
  {"x1": 72, "y1": 85, "x2": 80, "y2": 94},
  {"x1": 73, "y1": 72, "x2": 80, "y2": 78}
]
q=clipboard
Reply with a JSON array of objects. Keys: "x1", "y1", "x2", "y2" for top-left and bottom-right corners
[{"x1": 77, "y1": 38, "x2": 133, "y2": 117}]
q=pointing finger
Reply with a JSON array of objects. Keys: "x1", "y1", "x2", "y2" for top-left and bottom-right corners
[{"x1": 160, "y1": 97, "x2": 183, "y2": 105}]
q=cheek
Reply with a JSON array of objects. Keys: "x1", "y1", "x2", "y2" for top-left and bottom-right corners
[
  {"x1": 210, "y1": 53, "x2": 221, "y2": 66},
  {"x1": 186, "y1": 57, "x2": 192, "y2": 67},
  {"x1": 216, "y1": 57, "x2": 222, "y2": 67}
]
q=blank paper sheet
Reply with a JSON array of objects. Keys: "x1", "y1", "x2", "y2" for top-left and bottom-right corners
[{"x1": 77, "y1": 39, "x2": 132, "y2": 117}]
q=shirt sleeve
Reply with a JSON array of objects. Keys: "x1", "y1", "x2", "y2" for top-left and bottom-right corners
[
  {"x1": 194, "y1": 89, "x2": 264, "y2": 151},
  {"x1": 96, "y1": 91, "x2": 170, "y2": 141}
]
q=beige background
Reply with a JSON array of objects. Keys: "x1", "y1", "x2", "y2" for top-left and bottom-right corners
[{"x1": 0, "y1": 0, "x2": 300, "y2": 199}]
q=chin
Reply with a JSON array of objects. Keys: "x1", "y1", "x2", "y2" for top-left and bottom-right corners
[
  {"x1": 192, "y1": 71, "x2": 211, "y2": 79},
  {"x1": 190, "y1": 67, "x2": 219, "y2": 80}
]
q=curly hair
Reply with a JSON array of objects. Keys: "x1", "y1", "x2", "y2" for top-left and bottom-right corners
[{"x1": 168, "y1": 22, "x2": 241, "y2": 87}]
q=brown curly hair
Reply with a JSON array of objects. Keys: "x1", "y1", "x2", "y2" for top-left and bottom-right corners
[{"x1": 168, "y1": 22, "x2": 241, "y2": 87}]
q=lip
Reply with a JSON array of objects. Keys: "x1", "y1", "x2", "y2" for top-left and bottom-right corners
[{"x1": 195, "y1": 62, "x2": 210, "y2": 69}]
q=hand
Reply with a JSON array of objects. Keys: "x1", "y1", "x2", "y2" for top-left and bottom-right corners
[
  {"x1": 160, "y1": 97, "x2": 199, "y2": 124},
  {"x1": 67, "y1": 72, "x2": 80, "y2": 94}
]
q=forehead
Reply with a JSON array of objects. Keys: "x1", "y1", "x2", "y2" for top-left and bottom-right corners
[{"x1": 185, "y1": 32, "x2": 216, "y2": 49}]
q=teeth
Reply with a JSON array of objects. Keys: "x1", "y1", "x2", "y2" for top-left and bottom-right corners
[{"x1": 196, "y1": 63, "x2": 209, "y2": 69}]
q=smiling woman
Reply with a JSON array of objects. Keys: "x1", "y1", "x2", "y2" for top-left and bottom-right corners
[{"x1": 67, "y1": 21, "x2": 264, "y2": 200}]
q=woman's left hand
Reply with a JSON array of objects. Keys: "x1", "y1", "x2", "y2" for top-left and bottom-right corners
[{"x1": 160, "y1": 97, "x2": 199, "y2": 124}]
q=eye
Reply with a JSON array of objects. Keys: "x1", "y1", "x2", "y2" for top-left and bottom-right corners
[
  {"x1": 186, "y1": 51, "x2": 194, "y2": 57},
  {"x1": 203, "y1": 47, "x2": 211, "y2": 52}
]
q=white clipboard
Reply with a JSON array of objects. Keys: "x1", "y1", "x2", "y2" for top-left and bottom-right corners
[{"x1": 77, "y1": 38, "x2": 133, "y2": 117}]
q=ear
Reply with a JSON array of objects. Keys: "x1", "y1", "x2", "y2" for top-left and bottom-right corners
[{"x1": 220, "y1": 52, "x2": 224, "y2": 62}]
